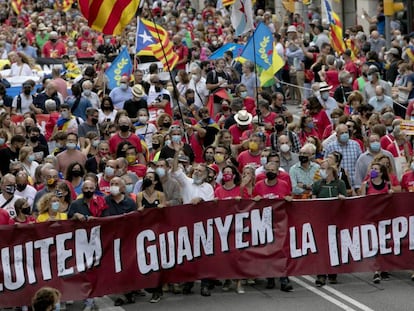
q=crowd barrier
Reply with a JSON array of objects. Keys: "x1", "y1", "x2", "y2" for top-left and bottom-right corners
[{"x1": 0, "y1": 193, "x2": 413, "y2": 307}]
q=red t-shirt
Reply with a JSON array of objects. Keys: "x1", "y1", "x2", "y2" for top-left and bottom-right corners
[
  {"x1": 214, "y1": 185, "x2": 248, "y2": 199},
  {"x1": 42, "y1": 41, "x2": 67, "y2": 58},
  {"x1": 237, "y1": 150, "x2": 261, "y2": 172},
  {"x1": 173, "y1": 44, "x2": 189, "y2": 70},
  {"x1": 386, "y1": 142, "x2": 413, "y2": 158},
  {"x1": 0, "y1": 208, "x2": 14, "y2": 225},
  {"x1": 366, "y1": 180, "x2": 390, "y2": 195},
  {"x1": 380, "y1": 134, "x2": 394, "y2": 150},
  {"x1": 312, "y1": 110, "x2": 330, "y2": 140},
  {"x1": 109, "y1": 132, "x2": 143, "y2": 156},
  {"x1": 256, "y1": 171, "x2": 292, "y2": 193},
  {"x1": 243, "y1": 97, "x2": 256, "y2": 115},
  {"x1": 253, "y1": 179, "x2": 291, "y2": 199},
  {"x1": 228, "y1": 124, "x2": 252, "y2": 144},
  {"x1": 298, "y1": 128, "x2": 319, "y2": 146},
  {"x1": 325, "y1": 70, "x2": 340, "y2": 95},
  {"x1": 401, "y1": 171, "x2": 414, "y2": 192},
  {"x1": 98, "y1": 177, "x2": 111, "y2": 195},
  {"x1": 127, "y1": 164, "x2": 147, "y2": 178}
]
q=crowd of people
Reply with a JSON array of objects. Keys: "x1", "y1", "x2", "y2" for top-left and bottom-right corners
[{"x1": 0, "y1": 0, "x2": 414, "y2": 309}]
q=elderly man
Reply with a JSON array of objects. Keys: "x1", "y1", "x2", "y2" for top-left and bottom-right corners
[
  {"x1": 324, "y1": 123, "x2": 362, "y2": 188},
  {"x1": 188, "y1": 65, "x2": 209, "y2": 111},
  {"x1": 171, "y1": 142, "x2": 214, "y2": 296},
  {"x1": 368, "y1": 85, "x2": 393, "y2": 112},
  {"x1": 15, "y1": 171, "x2": 37, "y2": 211},
  {"x1": 109, "y1": 75, "x2": 133, "y2": 109},
  {"x1": 82, "y1": 80, "x2": 100, "y2": 109},
  {"x1": 290, "y1": 144, "x2": 320, "y2": 198},
  {"x1": 33, "y1": 81, "x2": 63, "y2": 114}
]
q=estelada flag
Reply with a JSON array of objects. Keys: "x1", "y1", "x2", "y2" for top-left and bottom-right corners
[
  {"x1": 11, "y1": 0, "x2": 23, "y2": 15},
  {"x1": 78, "y1": 0, "x2": 141, "y2": 35}
]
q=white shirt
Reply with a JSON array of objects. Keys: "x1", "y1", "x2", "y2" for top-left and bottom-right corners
[
  {"x1": 172, "y1": 169, "x2": 214, "y2": 204},
  {"x1": 98, "y1": 109, "x2": 117, "y2": 123},
  {"x1": 135, "y1": 122, "x2": 157, "y2": 149},
  {"x1": 188, "y1": 77, "x2": 209, "y2": 109},
  {"x1": 12, "y1": 93, "x2": 33, "y2": 114},
  {"x1": 15, "y1": 184, "x2": 37, "y2": 210},
  {"x1": 10, "y1": 63, "x2": 33, "y2": 77},
  {"x1": 0, "y1": 194, "x2": 22, "y2": 217}
]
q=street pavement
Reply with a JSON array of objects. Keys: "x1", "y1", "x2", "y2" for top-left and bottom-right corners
[{"x1": 66, "y1": 271, "x2": 414, "y2": 310}]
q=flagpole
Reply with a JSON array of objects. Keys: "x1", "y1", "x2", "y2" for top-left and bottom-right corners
[
  {"x1": 251, "y1": 26, "x2": 262, "y2": 126},
  {"x1": 145, "y1": 4, "x2": 189, "y2": 143}
]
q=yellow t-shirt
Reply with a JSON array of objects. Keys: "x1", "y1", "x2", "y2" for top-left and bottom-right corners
[{"x1": 37, "y1": 212, "x2": 68, "y2": 223}]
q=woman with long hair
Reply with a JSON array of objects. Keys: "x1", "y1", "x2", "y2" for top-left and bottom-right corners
[
  {"x1": 8, "y1": 51, "x2": 35, "y2": 77},
  {"x1": 98, "y1": 96, "x2": 117, "y2": 123},
  {"x1": 55, "y1": 181, "x2": 73, "y2": 214},
  {"x1": 36, "y1": 192, "x2": 68, "y2": 222},
  {"x1": 360, "y1": 162, "x2": 393, "y2": 195},
  {"x1": 65, "y1": 162, "x2": 85, "y2": 196},
  {"x1": 19, "y1": 146, "x2": 39, "y2": 177}
]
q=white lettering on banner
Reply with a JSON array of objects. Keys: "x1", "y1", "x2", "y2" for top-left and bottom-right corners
[
  {"x1": 289, "y1": 223, "x2": 317, "y2": 258},
  {"x1": 0, "y1": 226, "x2": 102, "y2": 292},
  {"x1": 136, "y1": 207, "x2": 274, "y2": 274},
  {"x1": 328, "y1": 216, "x2": 414, "y2": 266}
]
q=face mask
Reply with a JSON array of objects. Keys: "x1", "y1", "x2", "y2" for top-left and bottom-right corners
[
  {"x1": 105, "y1": 38, "x2": 111, "y2": 44},
  {"x1": 50, "y1": 38, "x2": 57, "y2": 43},
  {"x1": 367, "y1": 75, "x2": 373, "y2": 82},
  {"x1": 411, "y1": 116, "x2": 414, "y2": 121},
  {"x1": 313, "y1": 91, "x2": 320, "y2": 97},
  {"x1": 266, "y1": 171, "x2": 277, "y2": 180},
  {"x1": 30, "y1": 136, "x2": 38, "y2": 143},
  {"x1": 347, "y1": 77, "x2": 353, "y2": 84},
  {"x1": 319, "y1": 169, "x2": 327, "y2": 179},
  {"x1": 83, "y1": 191, "x2": 94, "y2": 199},
  {"x1": 91, "y1": 118, "x2": 99, "y2": 125},
  {"x1": 47, "y1": 178, "x2": 57, "y2": 186},
  {"x1": 51, "y1": 201, "x2": 60, "y2": 211},
  {"x1": 61, "y1": 111, "x2": 69, "y2": 119},
  {"x1": 164, "y1": 139, "x2": 171, "y2": 147},
  {"x1": 222, "y1": 106, "x2": 229, "y2": 111},
  {"x1": 376, "y1": 95, "x2": 384, "y2": 101},
  {"x1": 110, "y1": 185, "x2": 120, "y2": 195},
  {"x1": 171, "y1": 135, "x2": 182, "y2": 143},
  {"x1": 28, "y1": 155, "x2": 35, "y2": 163},
  {"x1": 214, "y1": 154, "x2": 224, "y2": 163},
  {"x1": 222, "y1": 173, "x2": 234, "y2": 182},
  {"x1": 92, "y1": 140, "x2": 100, "y2": 148},
  {"x1": 83, "y1": 89, "x2": 91, "y2": 96},
  {"x1": 386, "y1": 126, "x2": 393, "y2": 132},
  {"x1": 299, "y1": 155, "x2": 309, "y2": 164},
  {"x1": 370, "y1": 169, "x2": 379, "y2": 179},
  {"x1": 68, "y1": 41, "x2": 74, "y2": 47},
  {"x1": 138, "y1": 116, "x2": 148, "y2": 124},
  {"x1": 187, "y1": 98, "x2": 195, "y2": 105},
  {"x1": 152, "y1": 143, "x2": 160, "y2": 150},
  {"x1": 260, "y1": 156, "x2": 267, "y2": 166},
  {"x1": 72, "y1": 170, "x2": 82, "y2": 177},
  {"x1": 143, "y1": 177, "x2": 153, "y2": 188},
  {"x1": 321, "y1": 92, "x2": 329, "y2": 100},
  {"x1": 126, "y1": 155, "x2": 136, "y2": 164},
  {"x1": 249, "y1": 141, "x2": 259, "y2": 152},
  {"x1": 16, "y1": 183, "x2": 27, "y2": 192},
  {"x1": 105, "y1": 166, "x2": 115, "y2": 177},
  {"x1": 155, "y1": 167, "x2": 166, "y2": 178},
  {"x1": 370, "y1": 142, "x2": 381, "y2": 152},
  {"x1": 5, "y1": 185, "x2": 15, "y2": 194},
  {"x1": 192, "y1": 75, "x2": 200, "y2": 82},
  {"x1": 280, "y1": 143, "x2": 290, "y2": 153},
  {"x1": 275, "y1": 124, "x2": 284, "y2": 132},
  {"x1": 125, "y1": 184, "x2": 134, "y2": 194},
  {"x1": 155, "y1": 86, "x2": 161, "y2": 92},
  {"x1": 163, "y1": 122, "x2": 171, "y2": 128},
  {"x1": 0, "y1": 100, "x2": 3, "y2": 106},
  {"x1": 66, "y1": 142, "x2": 77, "y2": 150},
  {"x1": 240, "y1": 91, "x2": 247, "y2": 98},
  {"x1": 120, "y1": 83, "x2": 128, "y2": 90},
  {"x1": 119, "y1": 125, "x2": 130, "y2": 132},
  {"x1": 23, "y1": 89, "x2": 31, "y2": 95},
  {"x1": 0, "y1": 138, "x2": 4, "y2": 145},
  {"x1": 339, "y1": 133, "x2": 349, "y2": 143},
  {"x1": 192, "y1": 175, "x2": 204, "y2": 185}
]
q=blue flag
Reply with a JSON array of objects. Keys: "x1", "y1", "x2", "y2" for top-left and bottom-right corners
[
  {"x1": 105, "y1": 47, "x2": 133, "y2": 90},
  {"x1": 208, "y1": 43, "x2": 244, "y2": 60},
  {"x1": 240, "y1": 23, "x2": 274, "y2": 70}
]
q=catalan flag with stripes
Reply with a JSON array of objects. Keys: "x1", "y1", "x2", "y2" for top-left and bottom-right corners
[
  {"x1": 222, "y1": 0, "x2": 236, "y2": 6},
  {"x1": 323, "y1": 0, "x2": 346, "y2": 54},
  {"x1": 135, "y1": 18, "x2": 178, "y2": 70},
  {"x1": 54, "y1": 0, "x2": 75, "y2": 12},
  {"x1": 78, "y1": 0, "x2": 141, "y2": 35},
  {"x1": 11, "y1": 0, "x2": 23, "y2": 15}
]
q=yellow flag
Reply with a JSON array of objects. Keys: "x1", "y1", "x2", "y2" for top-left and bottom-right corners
[{"x1": 260, "y1": 46, "x2": 284, "y2": 85}]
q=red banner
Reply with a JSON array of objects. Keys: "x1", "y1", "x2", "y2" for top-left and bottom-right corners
[{"x1": 1, "y1": 194, "x2": 414, "y2": 307}]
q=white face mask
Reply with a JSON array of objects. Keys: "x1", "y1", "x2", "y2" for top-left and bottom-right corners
[
  {"x1": 280, "y1": 143, "x2": 290, "y2": 153},
  {"x1": 110, "y1": 185, "x2": 120, "y2": 196},
  {"x1": 138, "y1": 116, "x2": 148, "y2": 124},
  {"x1": 319, "y1": 169, "x2": 328, "y2": 179}
]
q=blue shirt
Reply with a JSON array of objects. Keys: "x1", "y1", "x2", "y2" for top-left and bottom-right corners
[
  {"x1": 109, "y1": 86, "x2": 133, "y2": 109},
  {"x1": 289, "y1": 161, "x2": 320, "y2": 194},
  {"x1": 66, "y1": 96, "x2": 91, "y2": 121}
]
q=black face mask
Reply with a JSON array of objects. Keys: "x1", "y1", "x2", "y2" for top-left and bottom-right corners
[
  {"x1": 299, "y1": 155, "x2": 309, "y2": 164},
  {"x1": 266, "y1": 172, "x2": 277, "y2": 180},
  {"x1": 119, "y1": 125, "x2": 130, "y2": 132},
  {"x1": 275, "y1": 124, "x2": 285, "y2": 132},
  {"x1": 203, "y1": 117, "x2": 210, "y2": 123},
  {"x1": 23, "y1": 89, "x2": 31, "y2": 95},
  {"x1": 30, "y1": 136, "x2": 38, "y2": 143},
  {"x1": 83, "y1": 191, "x2": 94, "y2": 199},
  {"x1": 91, "y1": 118, "x2": 99, "y2": 125},
  {"x1": 50, "y1": 38, "x2": 57, "y2": 43},
  {"x1": 187, "y1": 98, "x2": 195, "y2": 105},
  {"x1": 16, "y1": 183, "x2": 27, "y2": 192},
  {"x1": 206, "y1": 175, "x2": 214, "y2": 183},
  {"x1": 152, "y1": 143, "x2": 160, "y2": 150},
  {"x1": 25, "y1": 125, "x2": 32, "y2": 133},
  {"x1": 72, "y1": 171, "x2": 83, "y2": 177},
  {"x1": 163, "y1": 122, "x2": 171, "y2": 128},
  {"x1": 155, "y1": 86, "x2": 161, "y2": 92},
  {"x1": 21, "y1": 42, "x2": 27, "y2": 48},
  {"x1": 142, "y1": 178, "x2": 153, "y2": 188},
  {"x1": 5, "y1": 185, "x2": 15, "y2": 194}
]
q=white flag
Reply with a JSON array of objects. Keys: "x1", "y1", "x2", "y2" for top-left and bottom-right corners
[{"x1": 230, "y1": 0, "x2": 254, "y2": 36}]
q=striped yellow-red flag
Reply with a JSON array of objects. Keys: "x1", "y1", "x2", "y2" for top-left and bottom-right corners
[
  {"x1": 135, "y1": 18, "x2": 178, "y2": 70},
  {"x1": 54, "y1": 0, "x2": 75, "y2": 12},
  {"x1": 323, "y1": 0, "x2": 345, "y2": 54},
  {"x1": 78, "y1": 0, "x2": 141, "y2": 35},
  {"x1": 222, "y1": 0, "x2": 236, "y2": 6},
  {"x1": 11, "y1": 0, "x2": 23, "y2": 15}
]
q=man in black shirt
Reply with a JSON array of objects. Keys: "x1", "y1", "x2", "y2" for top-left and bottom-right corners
[
  {"x1": 123, "y1": 84, "x2": 147, "y2": 123},
  {"x1": 0, "y1": 134, "x2": 26, "y2": 176}
]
